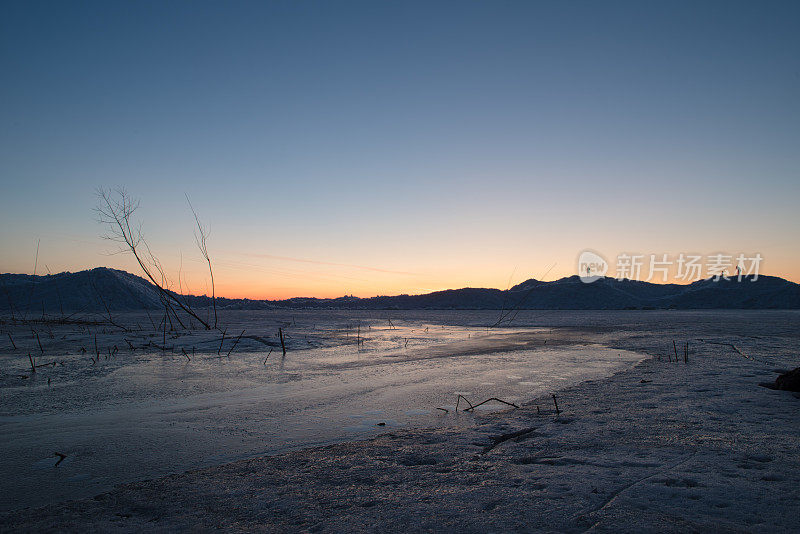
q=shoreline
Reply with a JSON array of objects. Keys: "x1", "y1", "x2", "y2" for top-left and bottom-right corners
[{"x1": 2, "y1": 314, "x2": 799, "y2": 532}]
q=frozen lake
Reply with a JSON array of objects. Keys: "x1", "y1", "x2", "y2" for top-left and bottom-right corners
[{"x1": 0, "y1": 310, "x2": 648, "y2": 511}]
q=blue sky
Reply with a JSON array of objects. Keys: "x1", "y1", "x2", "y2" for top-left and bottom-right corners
[{"x1": 1, "y1": 1, "x2": 798, "y2": 297}]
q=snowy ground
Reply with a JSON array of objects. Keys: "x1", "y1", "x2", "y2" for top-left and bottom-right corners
[{"x1": 1, "y1": 310, "x2": 798, "y2": 532}]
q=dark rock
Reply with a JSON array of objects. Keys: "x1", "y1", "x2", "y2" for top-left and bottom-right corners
[{"x1": 774, "y1": 367, "x2": 800, "y2": 392}]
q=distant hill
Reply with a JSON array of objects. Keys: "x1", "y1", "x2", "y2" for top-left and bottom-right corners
[
  {"x1": 0, "y1": 268, "x2": 165, "y2": 316},
  {"x1": 1, "y1": 267, "x2": 799, "y2": 314}
]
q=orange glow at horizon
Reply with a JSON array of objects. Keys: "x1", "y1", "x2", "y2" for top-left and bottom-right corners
[
  {"x1": 2, "y1": 236, "x2": 798, "y2": 301},
  {"x1": 188, "y1": 260, "x2": 800, "y2": 301}
]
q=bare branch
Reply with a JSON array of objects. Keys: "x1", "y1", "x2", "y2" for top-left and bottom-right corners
[
  {"x1": 95, "y1": 188, "x2": 211, "y2": 329},
  {"x1": 186, "y1": 194, "x2": 217, "y2": 329}
]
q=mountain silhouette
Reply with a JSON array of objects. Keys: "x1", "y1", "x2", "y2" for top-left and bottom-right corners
[{"x1": 1, "y1": 268, "x2": 798, "y2": 313}]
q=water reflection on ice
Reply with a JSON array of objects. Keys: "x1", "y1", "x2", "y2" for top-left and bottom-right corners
[{"x1": 0, "y1": 313, "x2": 643, "y2": 511}]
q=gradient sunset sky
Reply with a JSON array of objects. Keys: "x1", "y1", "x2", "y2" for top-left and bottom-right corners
[{"x1": 1, "y1": 1, "x2": 798, "y2": 299}]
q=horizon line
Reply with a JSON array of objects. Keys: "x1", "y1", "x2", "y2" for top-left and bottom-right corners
[{"x1": 4, "y1": 266, "x2": 794, "y2": 302}]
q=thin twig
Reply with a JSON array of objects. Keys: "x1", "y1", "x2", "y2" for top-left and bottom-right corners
[
  {"x1": 35, "y1": 331, "x2": 44, "y2": 354},
  {"x1": 464, "y1": 397, "x2": 520, "y2": 412},
  {"x1": 226, "y1": 329, "x2": 245, "y2": 357},
  {"x1": 455, "y1": 394, "x2": 474, "y2": 412},
  {"x1": 218, "y1": 329, "x2": 226, "y2": 355}
]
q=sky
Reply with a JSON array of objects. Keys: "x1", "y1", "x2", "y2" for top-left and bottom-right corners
[{"x1": 1, "y1": 0, "x2": 798, "y2": 299}]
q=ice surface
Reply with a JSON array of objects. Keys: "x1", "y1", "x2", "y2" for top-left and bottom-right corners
[
  {"x1": 0, "y1": 310, "x2": 642, "y2": 511},
  {"x1": 2, "y1": 310, "x2": 798, "y2": 532}
]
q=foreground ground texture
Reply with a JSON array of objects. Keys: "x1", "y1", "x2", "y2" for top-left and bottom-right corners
[{"x1": 2, "y1": 311, "x2": 799, "y2": 532}]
